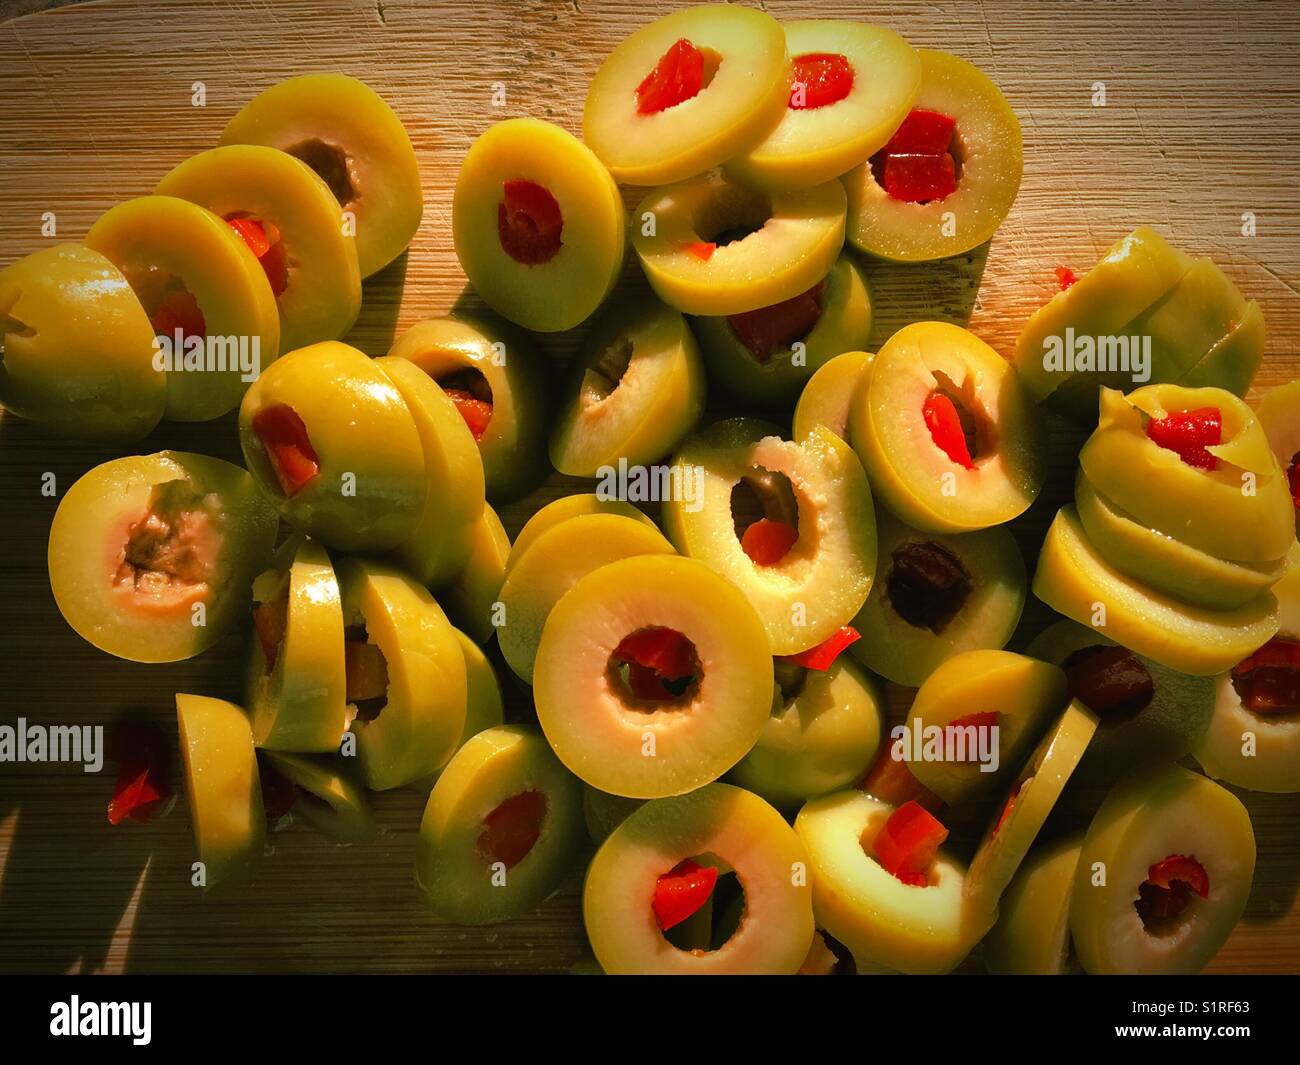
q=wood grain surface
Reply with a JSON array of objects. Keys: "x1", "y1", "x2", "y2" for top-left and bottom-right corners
[{"x1": 0, "y1": 0, "x2": 1297, "y2": 974}]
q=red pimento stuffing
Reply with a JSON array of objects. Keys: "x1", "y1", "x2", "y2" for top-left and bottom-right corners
[
  {"x1": 1064, "y1": 645, "x2": 1155, "y2": 719},
  {"x1": 872, "y1": 800, "x2": 949, "y2": 887},
  {"x1": 740, "y1": 517, "x2": 798, "y2": 566},
  {"x1": 882, "y1": 154, "x2": 957, "y2": 203},
  {"x1": 883, "y1": 109, "x2": 957, "y2": 155},
  {"x1": 227, "y1": 216, "x2": 289, "y2": 297},
  {"x1": 106, "y1": 721, "x2": 173, "y2": 826},
  {"x1": 726, "y1": 282, "x2": 824, "y2": 363},
  {"x1": 789, "y1": 52, "x2": 854, "y2": 110},
  {"x1": 681, "y1": 241, "x2": 716, "y2": 262},
  {"x1": 1054, "y1": 266, "x2": 1079, "y2": 291},
  {"x1": 636, "y1": 39, "x2": 706, "y2": 115},
  {"x1": 478, "y1": 790, "x2": 546, "y2": 869},
  {"x1": 778, "y1": 626, "x2": 860, "y2": 671},
  {"x1": 1147, "y1": 854, "x2": 1210, "y2": 898},
  {"x1": 252, "y1": 403, "x2": 320, "y2": 497},
  {"x1": 653, "y1": 858, "x2": 718, "y2": 931},
  {"x1": 872, "y1": 109, "x2": 959, "y2": 203},
  {"x1": 151, "y1": 289, "x2": 205, "y2": 340},
  {"x1": 1136, "y1": 854, "x2": 1209, "y2": 925},
  {"x1": 443, "y1": 388, "x2": 493, "y2": 441},
  {"x1": 923, "y1": 392, "x2": 975, "y2": 469},
  {"x1": 992, "y1": 777, "x2": 1028, "y2": 837},
  {"x1": 498, "y1": 179, "x2": 563, "y2": 265},
  {"x1": 946, "y1": 711, "x2": 999, "y2": 762},
  {"x1": 614, "y1": 627, "x2": 695, "y2": 701},
  {"x1": 1231, "y1": 637, "x2": 1300, "y2": 713},
  {"x1": 1144, "y1": 407, "x2": 1222, "y2": 470},
  {"x1": 252, "y1": 593, "x2": 289, "y2": 674},
  {"x1": 859, "y1": 746, "x2": 943, "y2": 813}
]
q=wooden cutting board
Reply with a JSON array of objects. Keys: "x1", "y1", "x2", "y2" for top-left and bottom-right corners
[{"x1": 1, "y1": 0, "x2": 1297, "y2": 974}]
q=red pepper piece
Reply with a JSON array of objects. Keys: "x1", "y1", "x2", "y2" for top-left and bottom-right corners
[
  {"x1": 497, "y1": 179, "x2": 563, "y2": 265},
  {"x1": 1234, "y1": 637, "x2": 1300, "y2": 675},
  {"x1": 859, "y1": 747, "x2": 943, "y2": 813},
  {"x1": 636, "y1": 38, "x2": 705, "y2": 115},
  {"x1": 106, "y1": 721, "x2": 173, "y2": 826},
  {"x1": 252, "y1": 594, "x2": 289, "y2": 674},
  {"x1": 614, "y1": 627, "x2": 695, "y2": 681},
  {"x1": 992, "y1": 777, "x2": 1027, "y2": 838},
  {"x1": 1064, "y1": 645, "x2": 1155, "y2": 720},
  {"x1": 1147, "y1": 854, "x2": 1210, "y2": 898},
  {"x1": 259, "y1": 758, "x2": 298, "y2": 822},
  {"x1": 252, "y1": 403, "x2": 320, "y2": 497},
  {"x1": 653, "y1": 858, "x2": 718, "y2": 931},
  {"x1": 614, "y1": 628, "x2": 695, "y2": 702},
  {"x1": 1055, "y1": 266, "x2": 1079, "y2": 291},
  {"x1": 228, "y1": 216, "x2": 288, "y2": 297},
  {"x1": 883, "y1": 109, "x2": 956, "y2": 155},
  {"x1": 228, "y1": 216, "x2": 271, "y2": 258},
  {"x1": 923, "y1": 392, "x2": 975, "y2": 469},
  {"x1": 478, "y1": 790, "x2": 546, "y2": 869},
  {"x1": 1231, "y1": 637, "x2": 1300, "y2": 713},
  {"x1": 872, "y1": 800, "x2": 949, "y2": 887},
  {"x1": 1145, "y1": 407, "x2": 1222, "y2": 470},
  {"x1": 150, "y1": 289, "x2": 205, "y2": 340},
  {"x1": 882, "y1": 153, "x2": 958, "y2": 203},
  {"x1": 789, "y1": 52, "x2": 854, "y2": 110},
  {"x1": 946, "y1": 711, "x2": 999, "y2": 762},
  {"x1": 778, "y1": 626, "x2": 860, "y2": 671},
  {"x1": 682, "y1": 240, "x2": 716, "y2": 262},
  {"x1": 443, "y1": 387, "x2": 493, "y2": 441},
  {"x1": 626, "y1": 660, "x2": 675, "y2": 701},
  {"x1": 740, "y1": 518, "x2": 799, "y2": 566},
  {"x1": 726, "y1": 282, "x2": 824, "y2": 363}
]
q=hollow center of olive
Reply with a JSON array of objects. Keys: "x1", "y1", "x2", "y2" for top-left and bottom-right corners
[
  {"x1": 287, "y1": 138, "x2": 355, "y2": 207},
  {"x1": 114, "y1": 479, "x2": 217, "y2": 604},
  {"x1": 695, "y1": 189, "x2": 772, "y2": 249},
  {"x1": 886, "y1": 541, "x2": 971, "y2": 634},
  {"x1": 581, "y1": 335, "x2": 634, "y2": 406},
  {"x1": 477, "y1": 789, "x2": 547, "y2": 869},
  {"x1": 437, "y1": 366, "x2": 493, "y2": 404},
  {"x1": 730, "y1": 468, "x2": 799, "y2": 540},
  {"x1": 608, "y1": 625, "x2": 701, "y2": 707},
  {"x1": 659, "y1": 853, "x2": 744, "y2": 954},
  {"x1": 1063, "y1": 645, "x2": 1155, "y2": 722},
  {"x1": 344, "y1": 625, "x2": 390, "y2": 721},
  {"x1": 1288, "y1": 451, "x2": 1300, "y2": 509},
  {"x1": 818, "y1": 931, "x2": 858, "y2": 975}
]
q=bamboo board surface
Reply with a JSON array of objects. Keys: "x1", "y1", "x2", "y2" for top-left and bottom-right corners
[{"x1": 0, "y1": 0, "x2": 1297, "y2": 974}]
